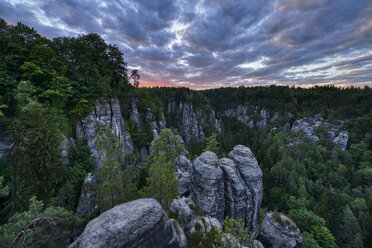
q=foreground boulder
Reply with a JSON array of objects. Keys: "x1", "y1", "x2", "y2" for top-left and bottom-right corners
[
  {"x1": 70, "y1": 198, "x2": 182, "y2": 248},
  {"x1": 258, "y1": 212, "x2": 302, "y2": 248}
]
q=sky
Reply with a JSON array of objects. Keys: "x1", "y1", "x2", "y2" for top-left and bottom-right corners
[{"x1": 1, "y1": 0, "x2": 372, "y2": 89}]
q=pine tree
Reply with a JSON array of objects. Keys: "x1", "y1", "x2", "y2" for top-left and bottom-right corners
[
  {"x1": 95, "y1": 126, "x2": 125, "y2": 212},
  {"x1": 144, "y1": 129, "x2": 183, "y2": 208},
  {"x1": 0, "y1": 176, "x2": 8, "y2": 197},
  {"x1": 23, "y1": 102, "x2": 63, "y2": 198},
  {"x1": 340, "y1": 205, "x2": 362, "y2": 245},
  {"x1": 203, "y1": 133, "x2": 219, "y2": 154}
]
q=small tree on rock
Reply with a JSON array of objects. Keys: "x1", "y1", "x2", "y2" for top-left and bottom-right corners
[{"x1": 144, "y1": 129, "x2": 183, "y2": 208}]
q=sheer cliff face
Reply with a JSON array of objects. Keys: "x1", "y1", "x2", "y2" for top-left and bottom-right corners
[
  {"x1": 76, "y1": 96, "x2": 134, "y2": 169},
  {"x1": 167, "y1": 99, "x2": 222, "y2": 143}
]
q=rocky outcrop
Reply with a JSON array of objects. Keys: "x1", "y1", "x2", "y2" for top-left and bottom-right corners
[
  {"x1": 76, "y1": 173, "x2": 98, "y2": 218},
  {"x1": 70, "y1": 198, "x2": 183, "y2": 248},
  {"x1": 59, "y1": 134, "x2": 75, "y2": 165},
  {"x1": 174, "y1": 156, "x2": 192, "y2": 196},
  {"x1": 333, "y1": 131, "x2": 348, "y2": 150},
  {"x1": 166, "y1": 99, "x2": 221, "y2": 143},
  {"x1": 169, "y1": 197, "x2": 221, "y2": 236},
  {"x1": 223, "y1": 105, "x2": 278, "y2": 129},
  {"x1": 290, "y1": 116, "x2": 348, "y2": 149},
  {"x1": 291, "y1": 118, "x2": 320, "y2": 142},
  {"x1": 223, "y1": 105, "x2": 254, "y2": 128},
  {"x1": 76, "y1": 97, "x2": 134, "y2": 168},
  {"x1": 258, "y1": 212, "x2": 302, "y2": 248},
  {"x1": 130, "y1": 97, "x2": 142, "y2": 128},
  {"x1": 228, "y1": 145, "x2": 263, "y2": 239},
  {"x1": 186, "y1": 145, "x2": 263, "y2": 240},
  {"x1": 180, "y1": 102, "x2": 205, "y2": 142},
  {"x1": 190, "y1": 151, "x2": 225, "y2": 223}
]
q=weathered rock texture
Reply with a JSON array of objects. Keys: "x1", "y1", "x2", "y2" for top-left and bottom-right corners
[
  {"x1": 174, "y1": 156, "x2": 193, "y2": 196},
  {"x1": 169, "y1": 197, "x2": 221, "y2": 236},
  {"x1": 59, "y1": 134, "x2": 75, "y2": 165},
  {"x1": 186, "y1": 145, "x2": 263, "y2": 240},
  {"x1": 70, "y1": 198, "x2": 183, "y2": 248},
  {"x1": 166, "y1": 99, "x2": 221, "y2": 143},
  {"x1": 223, "y1": 105, "x2": 278, "y2": 129},
  {"x1": 190, "y1": 151, "x2": 225, "y2": 222},
  {"x1": 258, "y1": 212, "x2": 302, "y2": 248},
  {"x1": 291, "y1": 116, "x2": 348, "y2": 149},
  {"x1": 76, "y1": 97, "x2": 134, "y2": 168},
  {"x1": 76, "y1": 173, "x2": 99, "y2": 218},
  {"x1": 228, "y1": 145, "x2": 263, "y2": 239}
]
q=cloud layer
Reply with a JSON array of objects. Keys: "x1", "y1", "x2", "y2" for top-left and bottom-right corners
[{"x1": 1, "y1": 0, "x2": 372, "y2": 88}]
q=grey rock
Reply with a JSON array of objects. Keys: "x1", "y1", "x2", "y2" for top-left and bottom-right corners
[
  {"x1": 76, "y1": 173, "x2": 99, "y2": 218},
  {"x1": 59, "y1": 134, "x2": 74, "y2": 165},
  {"x1": 190, "y1": 151, "x2": 225, "y2": 222},
  {"x1": 291, "y1": 119, "x2": 319, "y2": 142},
  {"x1": 170, "y1": 197, "x2": 194, "y2": 231},
  {"x1": 168, "y1": 98, "x2": 177, "y2": 113},
  {"x1": 257, "y1": 109, "x2": 269, "y2": 127},
  {"x1": 171, "y1": 219, "x2": 188, "y2": 248},
  {"x1": 146, "y1": 107, "x2": 156, "y2": 123},
  {"x1": 223, "y1": 105, "x2": 253, "y2": 128},
  {"x1": 70, "y1": 198, "x2": 182, "y2": 248},
  {"x1": 174, "y1": 156, "x2": 193, "y2": 196},
  {"x1": 333, "y1": 131, "x2": 348, "y2": 150},
  {"x1": 327, "y1": 131, "x2": 336, "y2": 140},
  {"x1": 174, "y1": 156, "x2": 192, "y2": 172},
  {"x1": 176, "y1": 170, "x2": 191, "y2": 197},
  {"x1": 219, "y1": 158, "x2": 248, "y2": 226},
  {"x1": 229, "y1": 145, "x2": 263, "y2": 239},
  {"x1": 270, "y1": 112, "x2": 279, "y2": 123},
  {"x1": 76, "y1": 97, "x2": 133, "y2": 169},
  {"x1": 290, "y1": 116, "x2": 349, "y2": 149},
  {"x1": 180, "y1": 102, "x2": 205, "y2": 142},
  {"x1": 130, "y1": 97, "x2": 142, "y2": 128},
  {"x1": 258, "y1": 212, "x2": 302, "y2": 248},
  {"x1": 252, "y1": 240, "x2": 265, "y2": 248},
  {"x1": 139, "y1": 147, "x2": 149, "y2": 166}
]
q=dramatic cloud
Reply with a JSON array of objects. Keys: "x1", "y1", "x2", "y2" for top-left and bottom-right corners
[{"x1": 2, "y1": 0, "x2": 372, "y2": 88}]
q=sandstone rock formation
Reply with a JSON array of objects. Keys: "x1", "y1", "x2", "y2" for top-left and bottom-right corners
[
  {"x1": 258, "y1": 212, "x2": 302, "y2": 248},
  {"x1": 169, "y1": 197, "x2": 221, "y2": 236},
  {"x1": 333, "y1": 131, "x2": 348, "y2": 150},
  {"x1": 70, "y1": 198, "x2": 183, "y2": 248},
  {"x1": 166, "y1": 99, "x2": 221, "y2": 143},
  {"x1": 291, "y1": 118, "x2": 320, "y2": 142},
  {"x1": 76, "y1": 96, "x2": 134, "y2": 168},
  {"x1": 190, "y1": 151, "x2": 225, "y2": 223},
  {"x1": 186, "y1": 145, "x2": 263, "y2": 240},
  {"x1": 291, "y1": 116, "x2": 348, "y2": 149},
  {"x1": 174, "y1": 156, "x2": 193, "y2": 196},
  {"x1": 228, "y1": 145, "x2": 263, "y2": 239},
  {"x1": 223, "y1": 105, "x2": 277, "y2": 129},
  {"x1": 76, "y1": 173, "x2": 99, "y2": 218},
  {"x1": 59, "y1": 134, "x2": 75, "y2": 165}
]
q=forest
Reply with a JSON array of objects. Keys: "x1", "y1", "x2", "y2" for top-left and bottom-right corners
[{"x1": 0, "y1": 19, "x2": 372, "y2": 248}]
